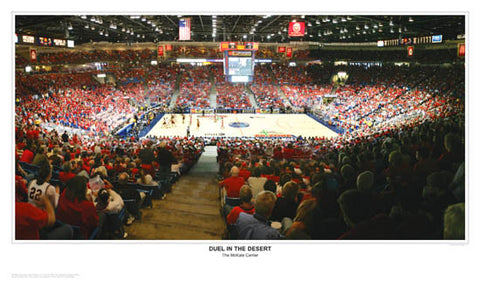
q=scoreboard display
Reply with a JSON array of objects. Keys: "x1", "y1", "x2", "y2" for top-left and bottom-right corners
[
  {"x1": 16, "y1": 34, "x2": 73, "y2": 48},
  {"x1": 379, "y1": 35, "x2": 444, "y2": 47},
  {"x1": 226, "y1": 56, "x2": 254, "y2": 76},
  {"x1": 222, "y1": 45, "x2": 257, "y2": 83},
  {"x1": 38, "y1": 36, "x2": 53, "y2": 46},
  {"x1": 220, "y1": 42, "x2": 259, "y2": 51}
]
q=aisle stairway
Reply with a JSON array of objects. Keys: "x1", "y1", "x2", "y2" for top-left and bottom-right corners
[
  {"x1": 168, "y1": 72, "x2": 182, "y2": 108},
  {"x1": 244, "y1": 84, "x2": 258, "y2": 108},
  {"x1": 125, "y1": 146, "x2": 226, "y2": 240}
]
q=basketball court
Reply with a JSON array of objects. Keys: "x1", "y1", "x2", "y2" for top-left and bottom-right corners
[{"x1": 145, "y1": 113, "x2": 339, "y2": 139}]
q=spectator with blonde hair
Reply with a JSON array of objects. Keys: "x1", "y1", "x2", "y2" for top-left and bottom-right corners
[
  {"x1": 235, "y1": 191, "x2": 283, "y2": 240},
  {"x1": 285, "y1": 199, "x2": 318, "y2": 239}
]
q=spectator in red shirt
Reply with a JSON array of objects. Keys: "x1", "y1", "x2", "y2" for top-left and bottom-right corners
[
  {"x1": 16, "y1": 178, "x2": 72, "y2": 240},
  {"x1": 238, "y1": 162, "x2": 251, "y2": 180},
  {"x1": 20, "y1": 142, "x2": 36, "y2": 164},
  {"x1": 56, "y1": 176, "x2": 99, "y2": 239},
  {"x1": 59, "y1": 161, "x2": 76, "y2": 185},
  {"x1": 16, "y1": 196, "x2": 54, "y2": 240},
  {"x1": 226, "y1": 185, "x2": 255, "y2": 225},
  {"x1": 220, "y1": 166, "x2": 245, "y2": 199}
]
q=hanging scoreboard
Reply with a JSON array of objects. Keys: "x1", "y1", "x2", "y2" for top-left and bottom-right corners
[{"x1": 221, "y1": 42, "x2": 258, "y2": 83}]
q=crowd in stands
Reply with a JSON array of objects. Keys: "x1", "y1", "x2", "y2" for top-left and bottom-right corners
[
  {"x1": 16, "y1": 80, "x2": 134, "y2": 136},
  {"x1": 282, "y1": 84, "x2": 333, "y2": 108},
  {"x1": 317, "y1": 65, "x2": 465, "y2": 135},
  {"x1": 211, "y1": 65, "x2": 252, "y2": 109},
  {"x1": 310, "y1": 48, "x2": 462, "y2": 64},
  {"x1": 176, "y1": 65, "x2": 212, "y2": 108},
  {"x1": 15, "y1": 49, "x2": 465, "y2": 241},
  {"x1": 28, "y1": 49, "x2": 156, "y2": 66},
  {"x1": 15, "y1": 115, "x2": 205, "y2": 239},
  {"x1": 144, "y1": 65, "x2": 178, "y2": 107},
  {"x1": 249, "y1": 64, "x2": 287, "y2": 109},
  {"x1": 271, "y1": 64, "x2": 314, "y2": 85},
  {"x1": 293, "y1": 50, "x2": 311, "y2": 59},
  {"x1": 216, "y1": 83, "x2": 252, "y2": 109},
  {"x1": 218, "y1": 108, "x2": 464, "y2": 239},
  {"x1": 171, "y1": 46, "x2": 222, "y2": 59}
]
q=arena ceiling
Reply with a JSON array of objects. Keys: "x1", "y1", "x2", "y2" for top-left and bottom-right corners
[{"x1": 15, "y1": 15, "x2": 465, "y2": 45}]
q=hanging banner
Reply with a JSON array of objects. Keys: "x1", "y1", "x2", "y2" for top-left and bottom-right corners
[
  {"x1": 407, "y1": 46, "x2": 414, "y2": 57},
  {"x1": 165, "y1": 44, "x2": 172, "y2": 51},
  {"x1": 179, "y1": 18, "x2": 191, "y2": 41},
  {"x1": 30, "y1": 49, "x2": 37, "y2": 62},
  {"x1": 286, "y1": 47, "x2": 293, "y2": 58},
  {"x1": 278, "y1": 46, "x2": 286, "y2": 53},
  {"x1": 288, "y1": 22, "x2": 305, "y2": 37},
  {"x1": 158, "y1": 45, "x2": 164, "y2": 57},
  {"x1": 458, "y1": 43, "x2": 465, "y2": 57}
]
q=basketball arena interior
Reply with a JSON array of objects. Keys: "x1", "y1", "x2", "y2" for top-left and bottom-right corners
[{"x1": 14, "y1": 14, "x2": 466, "y2": 242}]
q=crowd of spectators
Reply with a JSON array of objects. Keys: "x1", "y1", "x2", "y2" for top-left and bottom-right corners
[
  {"x1": 176, "y1": 65, "x2": 212, "y2": 108},
  {"x1": 215, "y1": 63, "x2": 464, "y2": 240},
  {"x1": 271, "y1": 64, "x2": 314, "y2": 85},
  {"x1": 15, "y1": 50, "x2": 465, "y2": 241},
  {"x1": 216, "y1": 83, "x2": 252, "y2": 109},
  {"x1": 27, "y1": 49, "x2": 157, "y2": 66},
  {"x1": 218, "y1": 109, "x2": 464, "y2": 239},
  {"x1": 281, "y1": 84, "x2": 333, "y2": 108},
  {"x1": 248, "y1": 64, "x2": 287, "y2": 109},
  {"x1": 211, "y1": 65, "x2": 252, "y2": 109},
  {"x1": 317, "y1": 65, "x2": 465, "y2": 135},
  {"x1": 15, "y1": 114, "x2": 205, "y2": 239},
  {"x1": 171, "y1": 46, "x2": 222, "y2": 59}
]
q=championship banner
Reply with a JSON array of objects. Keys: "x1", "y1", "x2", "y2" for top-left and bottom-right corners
[
  {"x1": 458, "y1": 43, "x2": 465, "y2": 57},
  {"x1": 30, "y1": 49, "x2": 37, "y2": 62},
  {"x1": 278, "y1": 46, "x2": 286, "y2": 53},
  {"x1": 165, "y1": 44, "x2": 172, "y2": 51},
  {"x1": 288, "y1": 22, "x2": 305, "y2": 37},
  {"x1": 158, "y1": 45, "x2": 164, "y2": 57},
  {"x1": 286, "y1": 47, "x2": 293, "y2": 58},
  {"x1": 179, "y1": 18, "x2": 191, "y2": 41},
  {"x1": 407, "y1": 46, "x2": 414, "y2": 57}
]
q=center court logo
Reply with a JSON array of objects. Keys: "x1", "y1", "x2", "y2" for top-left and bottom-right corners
[{"x1": 229, "y1": 122, "x2": 250, "y2": 128}]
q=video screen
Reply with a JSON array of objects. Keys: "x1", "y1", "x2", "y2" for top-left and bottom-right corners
[{"x1": 227, "y1": 57, "x2": 253, "y2": 76}]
